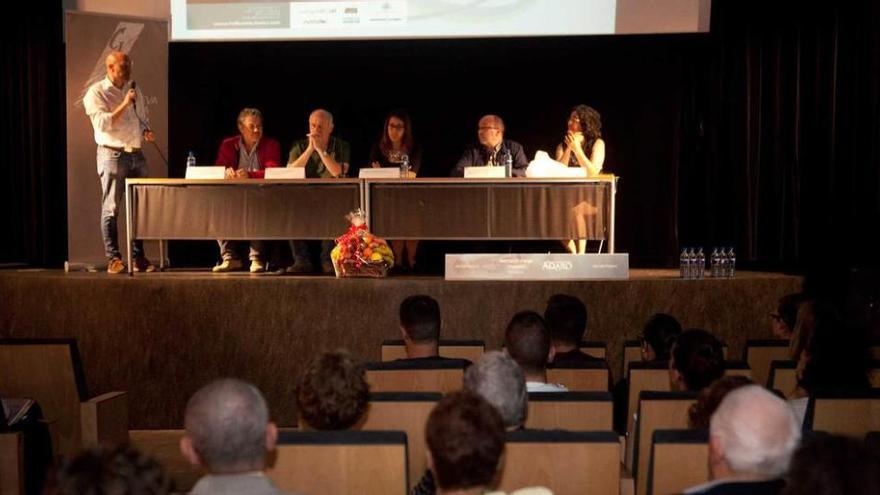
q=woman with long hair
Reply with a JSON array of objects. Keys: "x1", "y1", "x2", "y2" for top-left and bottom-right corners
[
  {"x1": 556, "y1": 104, "x2": 606, "y2": 254},
  {"x1": 369, "y1": 110, "x2": 422, "y2": 272}
]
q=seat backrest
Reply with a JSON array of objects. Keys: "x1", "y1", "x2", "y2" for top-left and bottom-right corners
[
  {"x1": 623, "y1": 340, "x2": 643, "y2": 378},
  {"x1": 365, "y1": 361, "x2": 465, "y2": 393},
  {"x1": 0, "y1": 339, "x2": 88, "y2": 457},
  {"x1": 380, "y1": 339, "x2": 484, "y2": 363},
  {"x1": 722, "y1": 362, "x2": 753, "y2": 380},
  {"x1": 768, "y1": 360, "x2": 799, "y2": 398},
  {"x1": 546, "y1": 362, "x2": 610, "y2": 392},
  {"x1": 525, "y1": 392, "x2": 613, "y2": 431},
  {"x1": 268, "y1": 430, "x2": 408, "y2": 495},
  {"x1": 634, "y1": 391, "x2": 698, "y2": 495},
  {"x1": 626, "y1": 362, "x2": 671, "y2": 437},
  {"x1": 804, "y1": 390, "x2": 880, "y2": 437},
  {"x1": 648, "y1": 429, "x2": 709, "y2": 495},
  {"x1": 743, "y1": 339, "x2": 790, "y2": 387},
  {"x1": 360, "y1": 392, "x2": 440, "y2": 490},
  {"x1": 499, "y1": 430, "x2": 620, "y2": 495},
  {"x1": 0, "y1": 431, "x2": 23, "y2": 495},
  {"x1": 578, "y1": 340, "x2": 608, "y2": 360}
]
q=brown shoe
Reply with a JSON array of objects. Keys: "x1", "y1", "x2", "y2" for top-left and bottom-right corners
[
  {"x1": 107, "y1": 257, "x2": 125, "y2": 274},
  {"x1": 133, "y1": 256, "x2": 156, "y2": 273}
]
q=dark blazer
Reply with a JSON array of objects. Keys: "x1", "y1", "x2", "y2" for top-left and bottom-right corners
[{"x1": 451, "y1": 139, "x2": 529, "y2": 177}]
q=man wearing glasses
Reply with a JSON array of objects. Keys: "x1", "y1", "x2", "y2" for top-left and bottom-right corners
[{"x1": 451, "y1": 114, "x2": 528, "y2": 177}]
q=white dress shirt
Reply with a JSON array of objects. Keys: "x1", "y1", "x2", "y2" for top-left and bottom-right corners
[{"x1": 83, "y1": 77, "x2": 147, "y2": 150}]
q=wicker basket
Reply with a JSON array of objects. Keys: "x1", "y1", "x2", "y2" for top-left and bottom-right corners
[{"x1": 333, "y1": 259, "x2": 389, "y2": 278}]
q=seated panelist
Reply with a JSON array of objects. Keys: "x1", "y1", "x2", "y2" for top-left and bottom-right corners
[
  {"x1": 212, "y1": 107, "x2": 281, "y2": 273},
  {"x1": 451, "y1": 114, "x2": 528, "y2": 177}
]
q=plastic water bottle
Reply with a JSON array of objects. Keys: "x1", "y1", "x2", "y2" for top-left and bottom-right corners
[
  {"x1": 503, "y1": 150, "x2": 513, "y2": 177},
  {"x1": 695, "y1": 248, "x2": 705, "y2": 278},
  {"x1": 186, "y1": 151, "x2": 196, "y2": 168},
  {"x1": 399, "y1": 153, "x2": 410, "y2": 178},
  {"x1": 679, "y1": 248, "x2": 688, "y2": 279},
  {"x1": 710, "y1": 248, "x2": 721, "y2": 278},
  {"x1": 719, "y1": 248, "x2": 729, "y2": 278},
  {"x1": 727, "y1": 247, "x2": 736, "y2": 278}
]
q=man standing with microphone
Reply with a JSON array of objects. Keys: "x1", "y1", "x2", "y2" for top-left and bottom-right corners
[{"x1": 83, "y1": 51, "x2": 155, "y2": 274}]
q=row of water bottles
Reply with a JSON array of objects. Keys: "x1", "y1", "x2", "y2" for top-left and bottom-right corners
[{"x1": 680, "y1": 247, "x2": 736, "y2": 279}]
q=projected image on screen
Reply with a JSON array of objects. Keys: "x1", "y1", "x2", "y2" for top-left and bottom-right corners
[{"x1": 171, "y1": 0, "x2": 710, "y2": 41}]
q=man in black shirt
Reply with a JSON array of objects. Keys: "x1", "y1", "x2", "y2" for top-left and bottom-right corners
[{"x1": 451, "y1": 114, "x2": 529, "y2": 177}]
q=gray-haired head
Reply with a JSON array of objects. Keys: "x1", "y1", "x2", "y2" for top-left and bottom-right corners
[
  {"x1": 237, "y1": 107, "x2": 263, "y2": 126},
  {"x1": 464, "y1": 350, "x2": 528, "y2": 428},
  {"x1": 709, "y1": 385, "x2": 801, "y2": 480},
  {"x1": 310, "y1": 108, "x2": 334, "y2": 124},
  {"x1": 184, "y1": 378, "x2": 271, "y2": 473}
]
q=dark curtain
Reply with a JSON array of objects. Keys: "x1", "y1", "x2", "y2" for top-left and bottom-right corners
[
  {"x1": 678, "y1": 0, "x2": 880, "y2": 270},
  {"x1": 0, "y1": 0, "x2": 66, "y2": 266}
]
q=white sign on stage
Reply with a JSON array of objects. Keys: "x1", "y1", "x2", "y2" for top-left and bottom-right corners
[
  {"x1": 359, "y1": 168, "x2": 401, "y2": 179},
  {"x1": 445, "y1": 253, "x2": 629, "y2": 281},
  {"x1": 184, "y1": 166, "x2": 225, "y2": 179},
  {"x1": 264, "y1": 167, "x2": 305, "y2": 179},
  {"x1": 464, "y1": 166, "x2": 507, "y2": 178}
]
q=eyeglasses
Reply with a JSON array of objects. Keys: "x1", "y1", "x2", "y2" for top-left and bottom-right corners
[
  {"x1": 478, "y1": 126, "x2": 500, "y2": 131},
  {"x1": 388, "y1": 124, "x2": 405, "y2": 130}
]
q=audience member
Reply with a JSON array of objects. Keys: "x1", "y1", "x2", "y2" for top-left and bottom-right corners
[
  {"x1": 782, "y1": 433, "x2": 880, "y2": 495},
  {"x1": 397, "y1": 295, "x2": 471, "y2": 366},
  {"x1": 212, "y1": 107, "x2": 281, "y2": 273},
  {"x1": 451, "y1": 114, "x2": 529, "y2": 177},
  {"x1": 50, "y1": 444, "x2": 171, "y2": 495},
  {"x1": 464, "y1": 350, "x2": 528, "y2": 430},
  {"x1": 180, "y1": 378, "x2": 290, "y2": 495},
  {"x1": 504, "y1": 311, "x2": 567, "y2": 392},
  {"x1": 296, "y1": 350, "x2": 369, "y2": 430},
  {"x1": 769, "y1": 293, "x2": 805, "y2": 340},
  {"x1": 286, "y1": 109, "x2": 351, "y2": 274},
  {"x1": 425, "y1": 390, "x2": 505, "y2": 494},
  {"x1": 669, "y1": 328, "x2": 725, "y2": 392},
  {"x1": 641, "y1": 313, "x2": 682, "y2": 361},
  {"x1": 543, "y1": 294, "x2": 600, "y2": 365},
  {"x1": 685, "y1": 385, "x2": 800, "y2": 495},
  {"x1": 788, "y1": 299, "x2": 871, "y2": 424},
  {"x1": 688, "y1": 375, "x2": 755, "y2": 429}
]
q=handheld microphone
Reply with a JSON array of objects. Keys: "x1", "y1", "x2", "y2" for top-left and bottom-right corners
[{"x1": 130, "y1": 80, "x2": 137, "y2": 108}]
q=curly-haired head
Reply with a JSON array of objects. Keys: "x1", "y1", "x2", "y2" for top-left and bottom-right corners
[
  {"x1": 53, "y1": 444, "x2": 171, "y2": 495},
  {"x1": 426, "y1": 390, "x2": 505, "y2": 491},
  {"x1": 297, "y1": 350, "x2": 369, "y2": 430},
  {"x1": 688, "y1": 375, "x2": 754, "y2": 429},
  {"x1": 569, "y1": 104, "x2": 602, "y2": 153},
  {"x1": 670, "y1": 328, "x2": 725, "y2": 391}
]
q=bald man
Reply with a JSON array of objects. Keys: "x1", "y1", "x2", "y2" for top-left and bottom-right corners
[
  {"x1": 181, "y1": 378, "x2": 294, "y2": 494},
  {"x1": 83, "y1": 51, "x2": 155, "y2": 274},
  {"x1": 286, "y1": 109, "x2": 351, "y2": 274},
  {"x1": 452, "y1": 114, "x2": 529, "y2": 177}
]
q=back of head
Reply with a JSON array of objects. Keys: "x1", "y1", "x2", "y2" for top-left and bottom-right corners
[
  {"x1": 543, "y1": 294, "x2": 588, "y2": 346},
  {"x1": 642, "y1": 313, "x2": 682, "y2": 361},
  {"x1": 399, "y1": 295, "x2": 441, "y2": 343},
  {"x1": 53, "y1": 445, "x2": 171, "y2": 495},
  {"x1": 783, "y1": 434, "x2": 880, "y2": 495},
  {"x1": 425, "y1": 390, "x2": 505, "y2": 492},
  {"x1": 296, "y1": 350, "x2": 369, "y2": 430},
  {"x1": 709, "y1": 385, "x2": 801, "y2": 479},
  {"x1": 464, "y1": 350, "x2": 528, "y2": 429},
  {"x1": 184, "y1": 378, "x2": 270, "y2": 473},
  {"x1": 688, "y1": 375, "x2": 755, "y2": 429},
  {"x1": 504, "y1": 311, "x2": 551, "y2": 375},
  {"x1": 672, "y1": 328, "x2": 724, "y2": 391},
  {"x1": 777, "y1": 292, "x2": 806, "y2": 334}
]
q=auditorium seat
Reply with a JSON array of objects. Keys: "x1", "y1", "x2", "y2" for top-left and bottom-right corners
[
  {"x1": 743, "y1": 339, "x2": 790, "y2": 386},
  {"x1": 767, "y1": 360, "x2": 798, "y2": 398},
  {"x1": 632, "y1": 391, "x2": 698, "y2": 495},
  {"x1": 129, "y1": 429, "x2": 201, "y2": 492},
  {"x1": 365, "y1": 360, "x2": 465, "y2": 393},
  {"x1": 647, "y1": 429, "x2": 709, "y2": 495},
  {"x1": 267, "y1": 430, "x2": 408, "y2": 494},
  {"x1": 546, "y1": 361, "x2": 611, "y2": 392},
  {"x1": 0, "y1": 339, "x2": 127, "y2": 458},
  {"x1": 525, "y1": 392, "x2": 613, "y2": 431},
  {"x1": 804, "y1": 390, "x2": 880, "y2": 437},
  {"x1": 0, "y1": 431, "x2": 23, "y2": 495},
  {"x1": 380, "y1": 339, "x2": 484, "y2": 363},
  {"x1": 578, "y1": 340, "x2": 608, "y2": 359},
  {"x1": 722, "y1": 361, "x2": 753, "y2": 379},
  {"x1": 498, "y1": 430, "x2": 620, "y2": 495},
  {"x1": 622, "y1": 342, "x2": 730, "y2": 380},
  {"x1": 360, "y1": 392, "x2": 440, "y2": 490}
]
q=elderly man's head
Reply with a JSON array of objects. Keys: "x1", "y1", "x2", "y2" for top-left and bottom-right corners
[
  {"x1": 464, "y1": 350, "x2": 528, "y2": 429},
  {"x1": 477, "y1": 114, "x2": 505, "y2": 149},
  {"x1": 180, "y1": 378, "x2": 277, "y2": 474},
  {"x1": 308, "y1": 109, "x2": 334, "y2": 141},
  {"x1": 105, "y1": 51, "x2": 131, "y2": 87},
  {"x1": 237, "y1": 108, "x2": 264, "y2": 149},
  {"x1": 708, "y1": 385, "x2": 800, "y2": 482}
]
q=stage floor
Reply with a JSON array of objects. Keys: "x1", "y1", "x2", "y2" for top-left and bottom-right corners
[{"x1": 0, "y1": 268, "x2": 800, "y2": 428}]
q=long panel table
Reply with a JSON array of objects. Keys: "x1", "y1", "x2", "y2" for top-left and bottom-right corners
[{"x1": 125, "y1": 176, "x2": 617, "y2": 273}]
